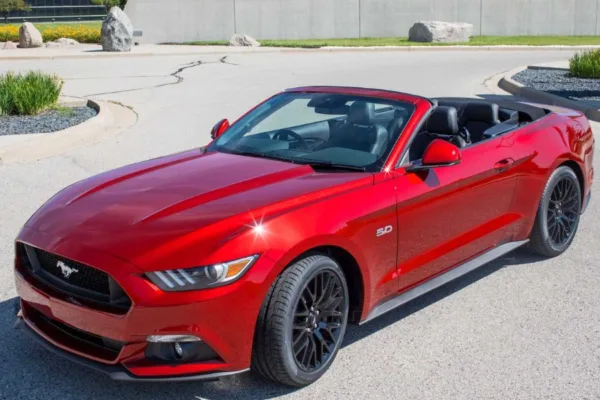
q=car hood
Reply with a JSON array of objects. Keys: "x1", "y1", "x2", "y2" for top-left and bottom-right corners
[{"x1": 25, "y1": 150, "x2": 371, "y2": 264}]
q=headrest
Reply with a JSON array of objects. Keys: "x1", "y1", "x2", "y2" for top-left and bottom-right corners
[
  {"x1": 461, "y1": 102, "x2": 500, "y2": 123},
  {"x1": 426, "y1": 106, "x2": 459, "y2": 135},
  {"x1": 348, "y1": 101, "x2": 375, "y2": 125}
]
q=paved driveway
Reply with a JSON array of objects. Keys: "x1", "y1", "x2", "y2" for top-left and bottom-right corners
[{"x1": 0, "y1": 50, "x2": 598, "y2": 400}]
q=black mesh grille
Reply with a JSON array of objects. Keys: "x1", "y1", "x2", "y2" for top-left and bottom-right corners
[
  {"x1": 34, "y1": 248, "x2": 110, "y2": 295},
  {"x1": 17, "y1": 243, "x2": 131, "y2": 314}
]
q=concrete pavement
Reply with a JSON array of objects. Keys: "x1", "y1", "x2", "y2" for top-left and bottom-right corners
[{"x1": 0, "y1": 50, "x2": 598, "y2": 400}]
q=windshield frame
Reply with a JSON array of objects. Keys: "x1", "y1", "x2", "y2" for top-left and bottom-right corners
[{"x1": 207, "y1": 92, "x2": 416, "y2": 172}]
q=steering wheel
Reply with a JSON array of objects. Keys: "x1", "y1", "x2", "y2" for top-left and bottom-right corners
[{"x1": 273, "y1": 129, "x2": 309, "y2": 150}]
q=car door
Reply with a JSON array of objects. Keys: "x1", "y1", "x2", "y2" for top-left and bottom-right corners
[{"x1": 394, "y1": 133, "x2": 519, "y2": 292}]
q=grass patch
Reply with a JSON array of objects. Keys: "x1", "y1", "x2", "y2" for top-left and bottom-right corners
[
  {"x1": 50, "y1": 105, "x2": 76, "y2": 117},
  {"x1": 184, "y1": 35, "x2": 600, "y2": 48},
  {"x1": 0, "y1": 71, "x2": 63, "y2": 116},
  {"x1": 0, "y1": 22, "x2": 101, "y2": 43},
  {"x1": 570, "y1": 49, "x2": 600, "y2": 78}
]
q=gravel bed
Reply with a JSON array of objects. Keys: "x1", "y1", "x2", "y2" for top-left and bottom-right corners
[
  {"x1": 513, "y1": 67, "x2": 600, "y2": 102},
  {"x1": 0, "y1": 106, "x2": 98, "y2": 136}
]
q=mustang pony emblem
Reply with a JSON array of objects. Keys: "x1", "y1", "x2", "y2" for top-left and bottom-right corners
[{"x1": 56, "y1": 261, "x2": 79, "y2": 279}]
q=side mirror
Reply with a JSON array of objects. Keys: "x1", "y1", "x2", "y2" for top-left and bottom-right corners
[
  {"x1": 406, "y1": 139, "x2": 461, "y2": 172},
  {"x1": 211, "y1": 119, "x2": 230, "y2": 140}
]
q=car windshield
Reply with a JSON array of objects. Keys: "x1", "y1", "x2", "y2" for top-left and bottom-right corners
[{"x1": 208, "y1": 92, "x2": 416, "y2": 172}]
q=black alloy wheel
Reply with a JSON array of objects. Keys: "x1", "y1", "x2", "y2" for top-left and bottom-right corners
[
  {"x1": 530, "y1": 166, "x2": 582, "y2": 257},
  {"x1": 291, "y1": 270, "x2": 345, "y2": 372},
  {"x1": 546, "y1": 175, "x2": 580, "y2": 247},
  {"x1": 252, "y1": 254, "x2": 350, "y2": 386}
]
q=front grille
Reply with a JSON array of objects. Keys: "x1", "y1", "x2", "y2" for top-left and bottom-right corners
[
  {"x1": 17, "y1": 243, "x2": 131, "y2": 314},
  {"x1": 34, "y1": 247, "x2": 110, "y2": 295},
  {"x1": 24, "y1": 303, "x2": 124, "y2": 363}
]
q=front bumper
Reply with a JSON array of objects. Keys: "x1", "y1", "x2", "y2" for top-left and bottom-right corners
[
  {"x1": 15, "y1": 317, "x2": 248, "y2": 382},
  {"x1": 14, "y1": 227, "x2": 277, "y2": 380}
]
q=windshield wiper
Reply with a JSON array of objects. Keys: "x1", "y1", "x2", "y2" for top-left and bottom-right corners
[
  {"x1": 222, "y1": 149, "x2": 296, "y2": 164},
  {"x1": 221, "y1": 149, "x2": 366, "y2": 171},
  {"x1": 302, "y1": 161, "x2": 367, "y2": 172}
]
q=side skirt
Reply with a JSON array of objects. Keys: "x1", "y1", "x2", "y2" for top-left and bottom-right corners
[{"x1": 360, "y1": 239, "x2": 529, "y2": 325}]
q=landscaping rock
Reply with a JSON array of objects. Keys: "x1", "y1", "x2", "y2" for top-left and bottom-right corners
[
  {"x1": 101, "y1": 6, "x2": 134, "y2": 52},
  {"x1": 408, "y1": 21, "x2": 473, "y2": 43},
  {"x1": 0, "y1": 106, "x2": 98, "y2": 136},
  {"x1": 3, "y1": 41, "x2": 17, "y2": 50},
  {"x1": 19, "y1": 22, "x2": 43, "y2": 48},
  {"x1": 229, "y1": 33, "x2": 260, "y2": 47},
  {"x1": 54, "y1": 38, "x2": 79, "y2": 46},
  {"x1": 46, "y1": 38, "x2": 80, "y2": 48},
  {"x1": 513, "y1": 67, "x2": 600, "y2": 102}
]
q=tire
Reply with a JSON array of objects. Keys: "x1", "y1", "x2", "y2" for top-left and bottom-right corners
[
  {"x1": 529, "y1": 166, "x2": 582, "y2": 257},
  {"x1": 252, "y1": 254, "x2": 350, "y2": 387}
]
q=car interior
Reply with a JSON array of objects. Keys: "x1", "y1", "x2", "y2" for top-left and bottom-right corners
[
  {"x1": 215, "y1": 93, "x2": 549, "y2": 170},
  {"x1": 406, "y1": 98, "x2": 548, "y2": 162},
  {"x1": 225, "y1": 95, "x2": 415, "y2": 168}
]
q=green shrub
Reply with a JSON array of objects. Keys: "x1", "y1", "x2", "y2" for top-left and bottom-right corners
[
  {"x1": 0, "y1": 71, "x2": 63, "y2": 116},
  {"x1": 569, "y1": 49, "x2": 600, "y2": 79}
]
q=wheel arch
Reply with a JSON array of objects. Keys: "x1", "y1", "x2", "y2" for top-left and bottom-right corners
[
  {"x1": 559, "y1": 159, "x2": 585, "y2": 201},
  {"x1": 292, "y1": 245, "x2": 365, "y2": 324}
]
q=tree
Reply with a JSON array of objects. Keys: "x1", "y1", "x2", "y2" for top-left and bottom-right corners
[
  {"x1": 0, "y1": 0, "x2": 30, "y2": 24},
  {"x1": 91, "y1": 0, "x2": 127, "y2": 12}
]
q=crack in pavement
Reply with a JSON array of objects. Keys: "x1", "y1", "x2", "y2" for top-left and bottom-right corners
[{"x1": 84, "y1": 56, "x2": 237, "y2": 97}]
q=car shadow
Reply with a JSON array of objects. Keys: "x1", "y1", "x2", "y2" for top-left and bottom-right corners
[{"x1": 0, "y1": 248, "x2": 544, "y2": 400}]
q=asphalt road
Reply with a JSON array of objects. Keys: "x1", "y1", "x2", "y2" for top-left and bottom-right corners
[{"x1": 0, "y1": 50, "x2": 598, "y2": 400}]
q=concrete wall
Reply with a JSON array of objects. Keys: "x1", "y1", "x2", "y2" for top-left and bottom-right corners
[{"x1": 126, "y1": 0, "x2": 600, "y2": 43}]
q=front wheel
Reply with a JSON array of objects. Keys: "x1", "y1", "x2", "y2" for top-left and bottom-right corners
[
  {"x1": 252, "y1": 254, "x2": 349, "y2": 387},
  {"x1": 529, "y1": 166, "x2": 582, "y2": 257}
]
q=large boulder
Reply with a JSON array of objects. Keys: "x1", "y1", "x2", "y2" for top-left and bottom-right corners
[
  {"x1": 101, "y1": 7, "x2": 134, "y2": 52},
  {"x1": 408, "y1": 21, "x2": 473, "y2": 43},
  {"x1": 229, "y1": 34, "x2": 260, "y2": 47},
  {"x1": 19, "y1": 22, "x2": 43, "y2": 48}
]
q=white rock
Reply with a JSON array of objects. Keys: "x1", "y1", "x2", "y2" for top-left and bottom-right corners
[
  {"x1": 3, "y1": 41, "x2": 18, "y2": 50},
  {"x1": 101, "y1": 6, "x2": 134, "y2": 52},
  {"x1": 45, "y1": 42, "x2": 61, "y2": 48},
  {"x1": 408, "y1": 21, "x2": 473, "y2": 43},
  {"x1": 19, "y1": 22, "x2": 43, "y2": 48},
  {"x1": 54, "y1": 38, "x2": 79, "y2": 46},
  {"x1": 229, "y1": 33, "x2": 260, "y2": 47}
]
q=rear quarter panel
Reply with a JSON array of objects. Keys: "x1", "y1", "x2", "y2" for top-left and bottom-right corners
[{"x1": 509, "y1": 108, "x2": 594, "y2": 239}]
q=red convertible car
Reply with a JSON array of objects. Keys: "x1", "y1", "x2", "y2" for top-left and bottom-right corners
[{"x1": 15, "y1": 87, "x2": 594, "y2": 386}]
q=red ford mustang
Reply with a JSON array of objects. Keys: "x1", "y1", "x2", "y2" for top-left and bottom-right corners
[{"x1": 14, "y1": 87, "x2": 594, "y2": 386}]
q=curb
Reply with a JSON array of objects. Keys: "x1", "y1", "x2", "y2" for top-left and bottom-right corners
[
  {"x1": 498, "y1": 66, "x2": 600, "y2": 122},
  {"x1": 1, "y1": 44, "x2": 599, "y2": 60},
  {"x1": 0, "y1": 99, "x2": 137, "y2": 165}
]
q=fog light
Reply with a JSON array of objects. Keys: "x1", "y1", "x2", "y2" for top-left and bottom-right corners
[
  {"x1": 145, "y1": 336, "x2": 220, "y2": 364},
  {"x1": 146, "y1": 335, "x2": 202, "y2": 343}
]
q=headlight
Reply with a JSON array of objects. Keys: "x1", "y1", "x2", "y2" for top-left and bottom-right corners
[{"x1": 146, "y1": 255, "x2": 258, "y2": 292}]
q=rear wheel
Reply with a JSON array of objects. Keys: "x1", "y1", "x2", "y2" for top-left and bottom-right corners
[
  {"x1": 252, "y1": 254, "x2": 349, "y2": 386},
  {"x1": 529, "y1": 166, "x2": 582, "y2": 257}
]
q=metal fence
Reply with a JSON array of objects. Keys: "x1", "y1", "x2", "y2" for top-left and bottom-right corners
[{"x1": 6, "y1": 0, "x2": 106, "y2": 23}]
